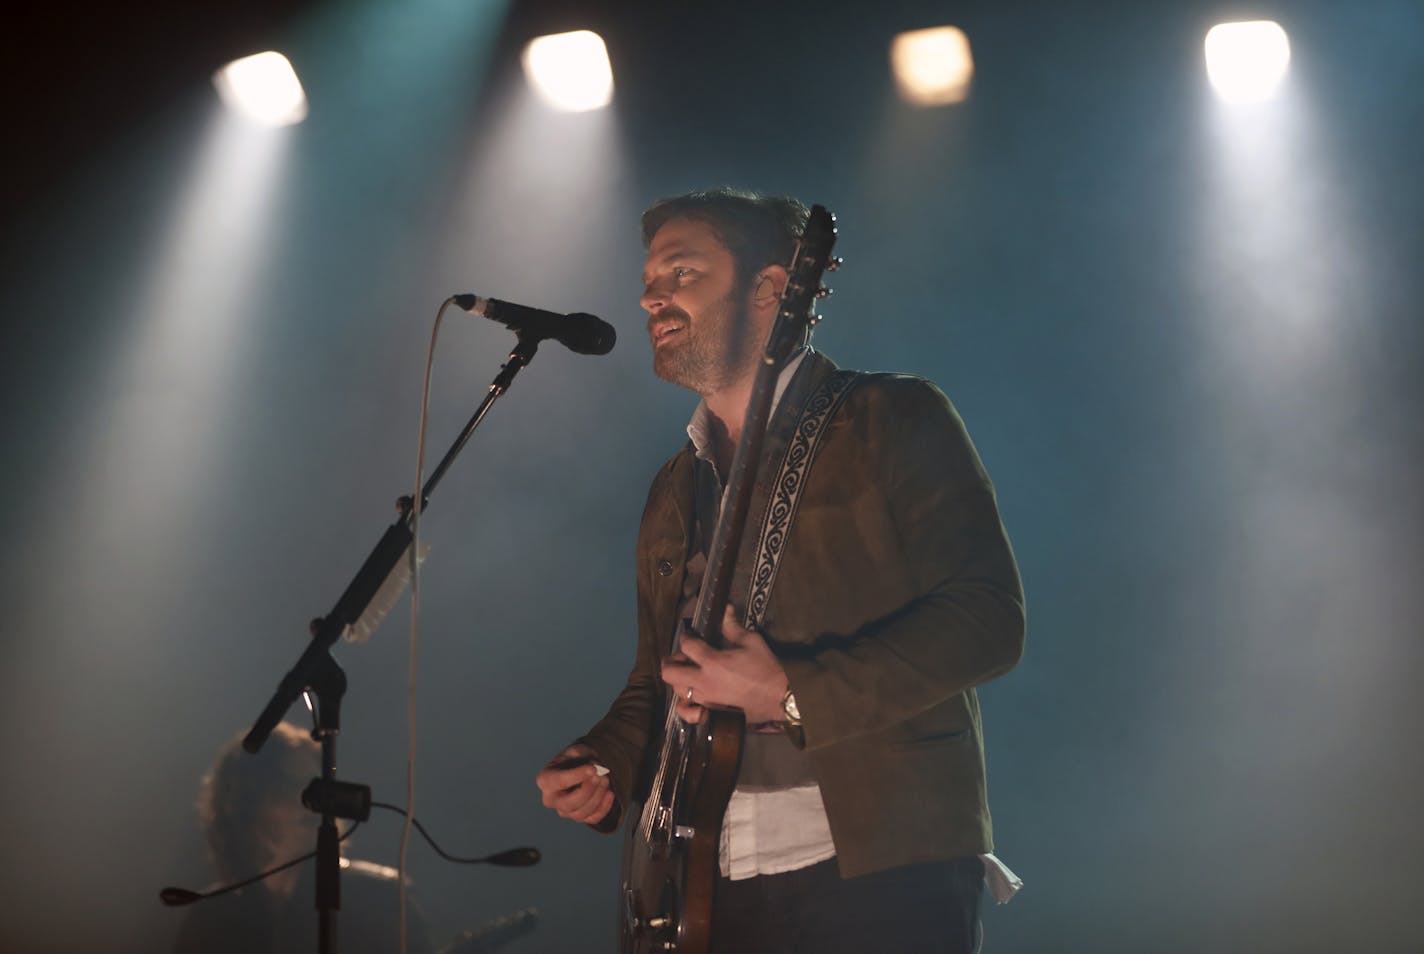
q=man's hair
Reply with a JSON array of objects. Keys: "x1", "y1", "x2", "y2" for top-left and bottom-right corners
[
  {"x1": 197, "y1": 722, "x2": 317, "y2": 880},
  {"x1": 641, "y1": 188, "x2": 809, "y2": 290}
]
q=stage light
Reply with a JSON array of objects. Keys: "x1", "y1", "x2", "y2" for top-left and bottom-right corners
[
  {"x1": 522, "y1": 30, "x2": 614, "y2": 112},
  {"x1": 1205, "y1": 21, "x2": 1290, "y2": 104},
  {"x1": 213, "y1": 51, "x2": 309, "y2": 126},
  {"x1": 890, "y1": 26, "x2": 974, "y2": 106}
]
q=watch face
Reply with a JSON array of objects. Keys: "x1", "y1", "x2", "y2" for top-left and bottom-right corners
[{"x1": 783, "y1": 691, "x2": 802, "y2": 724}]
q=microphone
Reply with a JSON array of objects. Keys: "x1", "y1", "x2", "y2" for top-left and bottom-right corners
[
  {"x1": 159, "y1": 887, "x2": 204, "y2": 906},
  {"x1": 454, "y1": 294, "x2": 615, "y2": 355},
  {"x1": 481, "y1": 847, "x2": 541, "y2": 867}
]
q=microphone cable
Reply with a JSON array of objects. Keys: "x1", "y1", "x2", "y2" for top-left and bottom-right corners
[
  {"x1": 160, "y1": 821, "x2": 361, "y2": 907},
  {"x1": 400, "y1": 296, "x2": 459, "y2": 954},
  {"x1": 159, "y1": 802, "x2": 539, "y2": 907}
]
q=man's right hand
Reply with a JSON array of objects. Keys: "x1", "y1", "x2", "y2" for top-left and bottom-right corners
[{"x1": 536, "y1": 743, "x2": 615, "y2": 826}]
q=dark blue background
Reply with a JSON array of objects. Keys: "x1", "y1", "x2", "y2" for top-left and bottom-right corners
[{"x1": 2, "y1": 1, "x2": 1420, "y2": 951}]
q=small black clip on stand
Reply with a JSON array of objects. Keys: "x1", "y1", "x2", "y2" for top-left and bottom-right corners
[{"x1": 242, "y1": 332, "x2": 542, "y2": 954}]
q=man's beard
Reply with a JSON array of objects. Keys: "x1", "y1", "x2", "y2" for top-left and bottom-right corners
[{"x1": 652, "y1": 294, "x2": 759, "y2": 395}]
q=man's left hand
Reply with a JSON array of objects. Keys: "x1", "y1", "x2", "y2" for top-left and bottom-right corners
[{"x1": 661, "y1": 606, "x2": 789, "y2": 725}]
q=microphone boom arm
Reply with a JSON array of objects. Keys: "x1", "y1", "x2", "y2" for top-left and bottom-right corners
[
  {"x1": 240, "y1": 331, "x2": 543, "y2": 954},
  {"x1": 243, "y1": 332, "x2": 539, "y2": 754}
]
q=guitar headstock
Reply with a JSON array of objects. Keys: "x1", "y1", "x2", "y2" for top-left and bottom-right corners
[{"x1": 765, "y1": 204, "x2": 840, "y2": 365}]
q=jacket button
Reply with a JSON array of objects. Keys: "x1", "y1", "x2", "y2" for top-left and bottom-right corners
[{"x1": 657, "y1": 559, "x2": 674, "y2": 577}]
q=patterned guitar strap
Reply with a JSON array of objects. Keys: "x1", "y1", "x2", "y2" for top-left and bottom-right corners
[
  {"x1": 743, "y1": 368, "x2": 861, "y2": 632},
  {"x1": 715, "y1": 367, "x2": 861, "y2": 866}
]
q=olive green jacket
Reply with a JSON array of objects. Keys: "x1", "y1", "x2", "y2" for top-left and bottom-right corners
[{"x1": 581, "y1": 351, "x2": 1025, "y2": 878}]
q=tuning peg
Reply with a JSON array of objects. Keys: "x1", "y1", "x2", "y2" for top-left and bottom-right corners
[
  {"x1": 815, "y1": 286, "x2": 833, "y2": 299},
  {"x1": 825, "y1": 257, "x2": 844, "y2": 272},
  {"x1": 808, "y1": 314, "x2": 821, "y2": 327}
]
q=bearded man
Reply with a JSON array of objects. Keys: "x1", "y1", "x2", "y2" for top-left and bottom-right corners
[{"x1": 537, "y1": 188, "x2": 1025, "y2": 954}]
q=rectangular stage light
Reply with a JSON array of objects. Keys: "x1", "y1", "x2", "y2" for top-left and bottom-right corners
[
  {"x1": 522, "y1": 30, "x2": 614, "y2": 112},
  {"x1": 213, "y1": 51, "x2": 309, "y2": 126},
  {"x1": 1205, "y1": 21, "x2": 1291, "y2": 103},
  {"x1": 891, "y1": 26, "x2": 974, "y2": 106}
]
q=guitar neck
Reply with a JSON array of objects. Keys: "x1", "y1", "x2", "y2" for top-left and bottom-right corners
[
  {"x1": 683, "y1": 205, "x2": 836, "y2": 649},
  {"x1": 687, "y1": 354, "x2": 785, "y2": 647}
]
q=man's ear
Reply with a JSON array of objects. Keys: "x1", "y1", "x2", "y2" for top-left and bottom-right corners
[{"x1": 749, "y1": 265, "x2": 789, "y2": 311}]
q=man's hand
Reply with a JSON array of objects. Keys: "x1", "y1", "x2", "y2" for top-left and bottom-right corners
[
  {"x1": 661, "y1": 606, "x2": 790, "y2": 724},
  {"x1": 536, "y1": 743, "x2": 614, "y2": 826}
]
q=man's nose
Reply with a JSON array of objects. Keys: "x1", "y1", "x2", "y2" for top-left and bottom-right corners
[{"x1": 640, "y1": 279, "x2": 669, "y2": 314}]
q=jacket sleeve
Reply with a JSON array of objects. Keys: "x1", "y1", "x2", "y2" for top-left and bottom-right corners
[
  {"x1": 573, "y1": 471, "x2": 674, "y2": 829},
  {"x1": 574, "y1": 593, "x2": 661, "y2": 829},
  {"x1": 780, "y1": 377, "x2": 1026, "y2": 750}
]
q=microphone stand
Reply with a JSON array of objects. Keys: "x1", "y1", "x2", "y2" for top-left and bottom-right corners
[{"x1": 243, "y1": 333, "x2": 542, "y2": 954}]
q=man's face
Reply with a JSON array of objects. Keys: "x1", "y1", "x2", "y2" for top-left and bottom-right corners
[{"x1": 640, "y1": 217, "x2": 760, "y2": 395}]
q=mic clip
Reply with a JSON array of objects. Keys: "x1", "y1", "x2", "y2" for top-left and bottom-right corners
[{"x1": 302, "y1": 778, "x2": 372, "y2": 822}]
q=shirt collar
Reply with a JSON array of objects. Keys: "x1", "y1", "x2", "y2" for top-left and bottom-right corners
[{"x1": 685, "y1": 347, "x2": 811, "y2": 466}]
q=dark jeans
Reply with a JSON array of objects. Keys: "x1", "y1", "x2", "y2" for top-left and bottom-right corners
[{"x1": 709, "y1": 856, "x2": 983, "y2": 954}]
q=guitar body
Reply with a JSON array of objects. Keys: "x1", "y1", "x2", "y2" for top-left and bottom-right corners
[
  {"x1": 618, "y1": 206, "x2": 838, "y2": 954},
  {"x1": 619, "y1": 709, "x2": 744, "y2": 954}
]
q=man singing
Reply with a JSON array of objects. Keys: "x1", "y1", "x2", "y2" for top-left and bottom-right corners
[{"x1": 536, "y1": 188, "x2": 1025, "y2": 953}]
